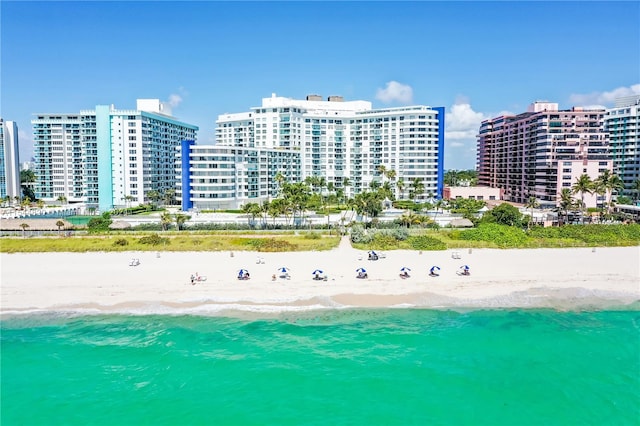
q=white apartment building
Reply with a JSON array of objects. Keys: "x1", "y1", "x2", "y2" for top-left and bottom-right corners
[
  {"x1": 33, "y1": 99, "x2": 198, "y2": 212},
  {"x1": 178, "y1": 140, "x2": 301, "y2": 210},
  {"x1": 202, "y1": 94, "x2": 445, "y2": 208},
  {"x1": 605, "y1": 95, "x2": 640, "y2": 199},
  {"x1": 0, "y1": 119, "x2": 21, "y2": 201}
]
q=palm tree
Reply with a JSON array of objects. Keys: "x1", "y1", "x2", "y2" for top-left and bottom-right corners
[
  {"x1": 341, "y1": 177, "x2": 351, "y2": 203},
  {"x1": 147, "y1": 190, "x2": 162, "y2": 209},
  {"x1": 268, "y1": 198, "x2": 287, "y2": 227},
  {"x1": 21, "y1": 197, "x2": 31, "y2": 210},
  {"x1": 409, "y1": 178, "x2": 425, "y2": 201},
  {"x1": 20, "y1": 169, "x2": 37, "y2": 200},
  {"x1": 396, "y1": 178, "x2": 406, "y2": 200},
  {"x1": 572, "y1": 174, "x2": 593, "y2": 223},
  {"x1": 376, "y1": 164, "x2": 387, "y2": 186},
  {"x1": 385, "y1": 169, "x2": 396, "y2": 182},
  {"x1": 163, "y1": 189, "x2": 176, "y2": 206},
  {"x1": 606, "y1": 174, "x2": 624, "y2": 215},
  {"x1": 241, "y1": 202, "x2": 261, "y2": 227},
  {"x1": 160, "y1": 211, "x2": 173, "y2": 231},
  {"x1": 444, "y1": 170, "x2": 459, "y2": 187},
  {"x1": 174, "y1": 213, "x2": 190, "y2": 230},
  {"x1": 57, "y1": 195, "x2": 68, "y2": 205},
  {"x1": 631, "y1": 179, "x2": 640, "y2": 205},
  {"x1": 592, "y1": 178, "x2": 606, "y2": 219},
  {"x1": 398, "y1": 211, "x2": 422, "y2": 228},
  {"x1": 558, "y1": 188, "x2": 574, "y2": 225},
  {"x1": 524, "y1": 196, "x2": 540, "y2": 229},
  {"x1": 380, "y1": 181, "x2": 394, "y2": 201},
  {"x1": 20, "y1": 223, "x2": 29, "y2": 238},
  {"x1": 56, "y1": 220, "x2": 65, "y2": 236}
]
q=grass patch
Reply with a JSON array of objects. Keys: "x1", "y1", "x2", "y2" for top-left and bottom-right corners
[{"x1": 0, "y1": 233, "x2": 340, "y2": 253}]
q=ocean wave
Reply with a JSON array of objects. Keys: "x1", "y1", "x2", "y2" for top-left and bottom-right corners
[{"x1": 2, "y1": 288, "x2": 638, "y2": 320}]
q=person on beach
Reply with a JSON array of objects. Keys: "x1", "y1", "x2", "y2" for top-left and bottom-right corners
[{"x1": 190, "y1": 274, "x2": 195, "y2": 285}]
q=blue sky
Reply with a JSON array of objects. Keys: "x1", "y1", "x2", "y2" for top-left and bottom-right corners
[{"x1": 2, "y1": 1, "x2": 638, "y2": 170}]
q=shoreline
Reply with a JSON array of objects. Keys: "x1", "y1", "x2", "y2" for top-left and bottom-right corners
[{"x1": 2, "y1": 240, "x2": 639, "y2": 317}]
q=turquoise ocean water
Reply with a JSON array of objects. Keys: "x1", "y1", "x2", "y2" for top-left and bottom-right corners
[{"x1": 2, "y1": 308, "x2": 639, "y2": 426}]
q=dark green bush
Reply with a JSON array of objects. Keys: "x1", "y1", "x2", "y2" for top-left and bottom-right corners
[
  {"x1": 407, "y1": 235, "x2": 447, "y2": 250},
  {"x1": 138, "y1": 234, "x2": 170, "y2": 246},
  {"x1": 527, "y1": 224, "x2": 640, "y2": 245},
  {"x1": 459, "y1": 223, "x2": 529, "y2": 247},
  {"x1": 113, "y1": 238, "x2": 129, "y2": 246}
]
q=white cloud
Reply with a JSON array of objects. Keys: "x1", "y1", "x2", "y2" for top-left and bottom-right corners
[
  {"x1": 167, "y1": 94, "x2": 183, "y2": 108},
  {"x1": 164, "y1": 87, "x2": 188, "y2": 111},
  {"x1": 375, "y1": 81, "x2": 413, "y2": 104},
  {"x1": 569, "y1": 84, "x2": 640, "y2": 107},
  {"x1": 445, "y1": 103, "x2": 486, "y2": 140},
  {"x1": 443, "y1": 100, "x2": 514, "y2": 170}
]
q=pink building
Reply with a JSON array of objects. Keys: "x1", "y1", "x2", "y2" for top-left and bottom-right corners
[
  {"x1": 476, "y1": 102, "x2": 611, "y2": 209},
  {"x1": 443, "y1": 186, "x2": 503, "y2": 203}
]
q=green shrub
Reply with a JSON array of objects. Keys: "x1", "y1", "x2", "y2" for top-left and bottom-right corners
[
  {"x1": 87, "y1": 212, "x2": 112, "y2": 232},
  {"x1": 459, "y1": 223, "x2": 529, "y2": 247},
  {"x1": 528, "y1": 224, "x2": 640, "y2": 245},
  {"x1": 113, "y1": 238, "x2": 129, "y2": 246},
  {"x1": 371, "y1": 233, "x2": 400, "y2": 249},
  {"x1": 407, "y1": 235, "x2": 447, "y2": 250},
  {"x1": 350, "y1": 225, "x2": 372, "y2": 243},
  {"x1": 138, "y1": 234, "x2": 170, "y2": 246},
  {"x1": 303, "y1": 232, "x2": 321, "y2": 239}
]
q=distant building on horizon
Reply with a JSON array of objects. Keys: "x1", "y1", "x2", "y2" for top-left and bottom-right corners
[
  {"x1": 476, "y1": 101, "x2": 611, "y2": 209},
  {"x1": 605, "y1": 95, "x2": 640, "y2": 200},
  {"x1": 32, "y1": 99, "x2": 198, "y2": 212},
  {"x1": 180, "y1": 93, "x2": 445, "y2": 210},
  {"x1": 0, "y1": 118, "x2": 21, "y2": 201}
]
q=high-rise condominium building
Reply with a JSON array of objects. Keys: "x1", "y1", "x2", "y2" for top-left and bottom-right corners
[
  {"x1": 477, "y1": 102, "x2": 610, "y2": 208},
  {"x1": 33, "y1": 99, "x2": 198, "y2": 212},
  {"x1": 178, "y1": 140, "x2": 301, "y2": 211},
  {"x1": 605, "y1": 95, "x2": 640, "y2": 199},
  {"x1": 0, "y1": 118, "x2": 21, "y2": 201},
  {"x1": 189, "y1": 94, "x2": 444, "y2": 210}
]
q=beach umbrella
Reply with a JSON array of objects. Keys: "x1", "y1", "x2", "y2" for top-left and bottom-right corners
[
  {"x1": 312, "y1": 269, "x2": 324, "y2": 275},
  {"x1": 278, "y1": 267, "x2": 290, "y2": 274},
  {"x1": 356, "y1": 267, "x2": 367, "y2": 274},
  {"x1": 461, "y1": 265, "x2": 469, "y2": 270},
  {"x1": 238, "y1": 269, "x2": 249, "y2": 276},
  {"x1": 368, "y1": 250, "x2": 377, "y2": 255},
  {"x1": 400, "y1": 267, "x2": 411, "y2": 273},
  {"x1": 430, "y1": 266, "x2": 440, "y2": 274}
]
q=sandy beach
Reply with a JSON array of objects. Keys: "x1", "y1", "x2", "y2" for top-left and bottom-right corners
[{"x1": 1, "y1": 237, "x2": 639, "y2": 316}]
